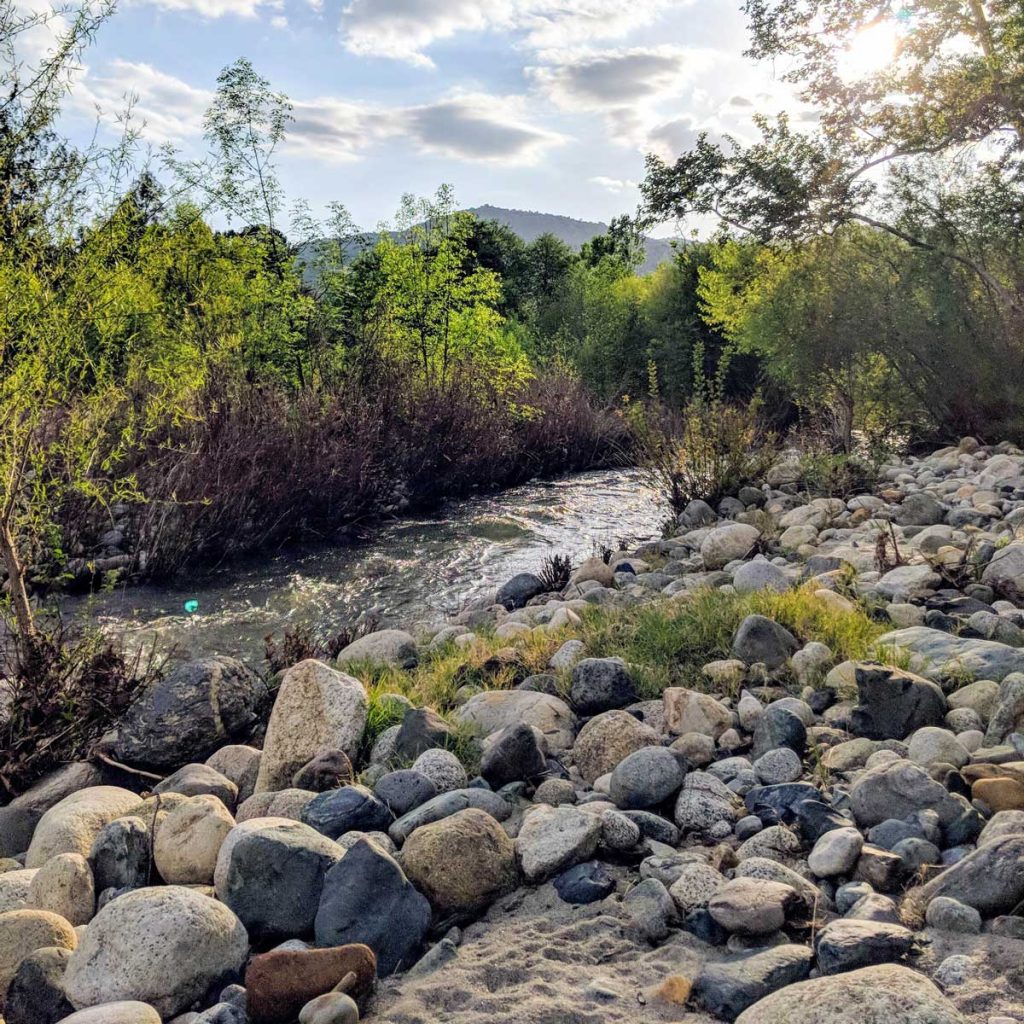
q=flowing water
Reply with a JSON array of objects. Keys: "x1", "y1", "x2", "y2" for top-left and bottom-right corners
[{"x1": 64, "y1": 469, "x2": 668, "y2": 664}]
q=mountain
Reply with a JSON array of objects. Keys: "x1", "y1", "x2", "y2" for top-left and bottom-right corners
[{"x1": 467, "y1": 205, "x2": 676, "y2": 275}]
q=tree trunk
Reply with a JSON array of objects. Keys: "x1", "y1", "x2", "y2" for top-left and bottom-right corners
[{"x1": 0, "y1": 522, "x2": 35, "y2": 639}]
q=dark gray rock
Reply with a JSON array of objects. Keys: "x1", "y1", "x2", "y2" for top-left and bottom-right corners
[
  {"x1": 553, "y1": 860, "x2": 615, "y2": 904},
  {"x1": 193, "y1": 1004, "x2": 247, "y2": 1024},
  {"x1": 695, "y1": 944, "x2": 814, "y2": 1021},
  {"x1": 114, "y1": 657, "x2": 267, "y2": 769},
  {"x1": 914, "y1": 834, "x2": 1024, "y2": 917},
  {"x1": 292, "y1": 749, "x2": 354, "y2": 792},
  {"x1": 89, "y1": 816, "x2": 150, "y2": 893},
  {"x1": 389, "y1": 788, "x2": 513, "y2": 844},
  {"x1": 302, "y1": 784, "x2": 393, "y2": 840},
  {"x1": 374, "y1": 769, "x2": 438, "y2": 818},
  {"x1": 570, "y1": 658, "x2": 637, "y2": 715},
  {"x1": 850, "y1": 760, "x2": 966, "y2": 829},
  {"x1": 610, "y1": 746, "x2": 685, "y2": 809},
  {"x1": 745, "y1": 784, "x2": 819, "y2": 826},
  {"x1": 866, "y1": 818, "x2": 925, "y2": 851},
  {"x1": 850, "y1": 663, "x2": 947, "y2": 740},
  {"x1": 814, "y1": 919, "x2": 915, "y2": 974},
  {"x1": 393, "y1": 707, "x2": 457, "y2": 761},
  {"x1": 480, "y1": 723, "x2": 548, "y2": 788},
  {"x1": 220, "y1": 821, "x2": 343, "y2": 939},
  {"x1": 497, "y1": 572, "x2": 546, "y2": 611},
  {"x1": 731, "y1": 615, "x2": 799, "y2": 670},
  {"x1": 895, "y1": 492, "x2": 945, "y2": 527},
  {"x1": 153, "y1": 763, "x2": 238, "y2": 807},
  {"x1": 314, "y1": 837, "x2": 431, "y2": 975},
  {"x1": 751, "y1": 706, "x2": 807, "y2": 759},
  {"x1": 621, "y1": 810, "x2": 680, "y2": 846},
  {"x1": 5, "y1": 947, "x2": 74, "y2": 1024}
]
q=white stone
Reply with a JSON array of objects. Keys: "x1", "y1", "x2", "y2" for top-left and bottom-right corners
[
  {"x1": 154, "y1": 794, "x2": 235, "y2": 885},
  {"x1": 26, "y1": 787, "x2": 139, "y2": 869}
]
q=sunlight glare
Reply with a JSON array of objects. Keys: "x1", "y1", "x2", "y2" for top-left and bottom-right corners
[{"x1": 837, "y1": 20, "x2": 901, "y2": 83}]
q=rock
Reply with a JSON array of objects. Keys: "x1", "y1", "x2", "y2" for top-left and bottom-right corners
[
  {"x1": 912, "y1": 834, "x2": 1024, "y2": 917},
  {"x1": 674, "y1": 774, "x2": 738, "y2": 838},
  {"x1": 255, "y1": 661, "x2": 368, "y2": 793},
  {"x1": 26, "y1": 787, "x2": 139, "y2": 869},
  {"x1": 732, "y1": 616, "x2": 799, "y2": 670},
  {"x1": 875, "y1": 564, "x2": 941, "y2": 600},
  {"x1": 671, "y1": 731, "x2": 716, "y2": 766},
  {"x1": 549, "y1": 639, "x2": 586, "y2": 671},
  {"x1": 663, "y1": 688, "x2": 732, "y2": 738},
  {"x1": 337, "y1": 629, "x2": 418, "y2": 669},
  {"x1": 907, "y1": 727, "x2": 969, "y2": 767},
  {"x1": 622, "y1": 877, "x2": 675, "y2": 942},
  {"x1": 876, "y1": 627, "x2": 1024, "y2": 683},
  {"x1": 609, "y1": 746, "x2": 684, "y2": 809},
  {"x1": 668, "y1": 862, "x2": 725, "y2": 915},
  {"x1": 982, "y1": 542, "x2": 1024, "y2": 603},
  {"x1": 0, "y1": 868, "x2": 34, "y2": 913},
  {"x1": 292, "y1": 750, "x2": 354, "y2": 792},
  {"x1": 751, "y1": 706, "x2": 806, "y2": 759},
  {"x1": 392, "y1": 708, "x2": 456, "y2": 761},
  {"x1": 600, "y1": 809, "x2": 641, "y2": 851},
  {"x1": 0, "y1": 908, "x2": 77, "y2": 992},
  {"x1": 570, "y1": 556, "x2": 615, "y2": 588},
  {"x1": 27, "y1": 852, "x2": 94, "y2": 926},
  {"x1": 808, "y1": 827, "x2": 864, "y2": 878},
  {"x1": 570, "y1": 658, "x2": 636, "y2": 714},
  {"x1": 302, "y1": 785, "x2": 392, "y2": 841},
  {"x1": 57, "y1": 1003, "x2": 162, "y2": 1024},
  {"x1": 496, "y1": 572, "x2": 546, "y2": 610},
  {"x1": 973, "y1": 775, "x2": 1024, "y2": 811},
  {"x1": 850, "y1": 664, "x2": 947, "y2": 740},
  {"x1": 480, "y1": 723, "x2": 547, "y2": 787},
  {"x1": 0, "y1": 763, "x2": 104, "y2": 859},
  {"x1": 516, "y1": 805, "x2": 601, "y2": 882},
  {"x1": 553, "y1": 861, "x2": 615, "y2": 904},
  {"x1": 853, "y1": 845, "x2": 903, "y2": 891},
  {"x1": 63, "y1": 887, "x2": 247, "y2": 1018},
  {"x1": 299, "y1": 991, "x2": 359, "y2": 1024},
  {"x1": 572, "y1": 710, "x2": 659, "y2": 784},
  {"x1": 932, "y1": 953, "x2": 971, "y2": 989},
  {"x1": 733, "y1": 964, "x2": 966, "y2": 1024},
  {"x1": 792, "y1": 642, "x2": 832, "y2": 686},
  {"x1": 193, "y1": 1002, "x2": 247, "y2": 1024},
  {"x1": 979, "y1": 809, "x2": 1024, "y2": 846},
  {"x1": 850, "y1": 760, "x2": 965, "y2": 828},
  {"x1": 752, "y1": 747, "x2": 802, "y2": 785},
  {"x1": 702, "y1": 524, "x2": 761, "y2": 570},
  {"x1": 154, "y1": 795, "x2": 234, "y2": 886},
  {"x1": 695, "y1": 944, "x2": 814, "y2": 1021},
  {"x1": 402, "y1": 808, "x2": 518, "y2": 915},
  {"x1": 733, "y1": 559, "x2": 790, "y2": 595},
  {"x1": 245, "y1": 945, "x2": 376, "y2": 1024},
  {"x1": 314, "y1": 838, "x2": 430, "y2": 976},
  {"x1": 534, "y1": 778, "x2": 576, "y2": 806},
  {"x1": 206, "y1": 746, "x2": 262, "y2": 804},
  {"x1": 736, "y1": 824, "x2": 803, "y2": 863},
  {"x1": 154, "y1": 764, "x2": 238, "y2": 808},
  {"x1": 708, "y1": 878, "x2": 799, "y2": 936},
  {"x1": 814, "y1": 919, "x2": 915, "y2": 974},
  {"x1": 925, "y1": 896, "x2": 982, "y2": 934},
  {"x1": 410, "y1": 749, "x2": 467, "y2": 794},
  {"x1": 89, "y1": 817, "x2": 149, "y2": 893},
  {"x1": 896, "y1": 492, "x2": 945, "y2": 526},
  {"x1": 236, "y1": 788, "x2": 316, "y2": 823},
  {"x1": 456, "y1": 690, "x2": 577, "y2": 755},
  {"x1": 735, "y1": 858, "x2": 826, "y2": 906},
  {"x1": 388, "y1": 788, "x2": 512, "y2": 844},
  {"x1": 373, "y1": 770, "x2": 437, "y2": 818},
  {"x1": 4, "y1": 946, "x2": 74, "y2": 1024},
  {"x1": 114, "y1": 658, "x2": 267, "y2": 769},
  {"x1": 218, "y1": 820, "x2": 343, "y2": 939}
]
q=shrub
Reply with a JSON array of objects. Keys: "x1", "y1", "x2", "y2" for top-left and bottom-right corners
[{"x1": 538, "y1": 554, "x2": 572, "y2": 592}]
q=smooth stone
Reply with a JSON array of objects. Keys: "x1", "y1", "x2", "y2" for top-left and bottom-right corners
[
  {"x1": 814, "y1": 919, "x2": 915, "y2": 974},
  {"x1": 695, "y1": 944, "x2": 814, "y2": 1021},
  {"x1": 26, "y1": 787, "x2": 139, "y2": 869},
  {"x1": 515, "y1": 805, "x2": 601, "y2": 882},
  {"x1": 553, "y1": 861, "x2": 615, "y2": 904},
  {"x1": 0, "y1": 909, "x2": 78, "y2": 992}
]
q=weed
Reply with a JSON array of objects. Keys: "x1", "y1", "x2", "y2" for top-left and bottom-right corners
[{"x1": 538, "y1": 554, "x2": 572, "y2": 593}]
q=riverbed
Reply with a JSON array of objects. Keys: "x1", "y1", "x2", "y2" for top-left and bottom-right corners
[{"x1": 65, "y1": 469, "x2": 668, "y2": 664}]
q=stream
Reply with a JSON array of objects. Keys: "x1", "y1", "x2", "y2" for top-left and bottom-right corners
[{"x1": 64, "y1": 469, "x2": 669, "y2": 664}]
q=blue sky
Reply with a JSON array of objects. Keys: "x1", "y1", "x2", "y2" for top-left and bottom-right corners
[{"x1": 49, "y1": 0, "x2": 806, "y2": 234}]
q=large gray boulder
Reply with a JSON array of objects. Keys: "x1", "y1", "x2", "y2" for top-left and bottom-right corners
[
  {"x1": 731, "y1": 616, "x2": 799, "y2": 670},
  {"x1": 570, "y1": 657, "x2": 637, "y2": 714},
  {"x1": 734, "y1": 964, "x2": 966, "y2": 1023},
  {"x1": 850, "y1": 759, "x2": 966, "y2": 828},
  {"x1": 849, "y1": 663, "x2": 946, "y2": 740},
  {"x1": 496, "y1": 573, "x2": 546, "y2": 610},
  {"x1": 337, "y1": 629, "x2": 418, "y2": 669},
  {"x1": 695, "y1": 944, "x2": 813, "y2": 1021},
  {"x1": 982, "y1": 542, "x2": 1024, "y2": 603},
  {"x1": 63, "y1": 887, "x2": 249, "y2": 1019},
  {"x1": 114, "y1": 658, "x2": 267, "y2": 769},
  {"x1": 876, "y1": 627, "x2": 1024, "y2": 683},
  {"x1": 515, "y1": 805, "x2": 600, "y2": 882},
  {"x1": 456, "y1": 690, "x2": 577, "y2": 754},
  {"x1": 911, "y1": 834, "x2": 1024, "y2": 918},
  {"x1": 26, "y1": 787, "x2": 139, "y2": 869},
  {"x1": 702, "y1": 523, "x2": 761, "y2": 570},
  {"x1": 255, "y1": 660, "x2": 367, "y2": 793}
]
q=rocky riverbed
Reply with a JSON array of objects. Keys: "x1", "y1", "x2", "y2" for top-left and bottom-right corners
[{"x1": 5, "y1": 438, "x2": 1024, "y2": 1023}]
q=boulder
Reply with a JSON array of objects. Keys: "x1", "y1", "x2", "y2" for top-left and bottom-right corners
[
  {"x1": 496, "y1": 573, "x2": 546, "y2": 610},
  {"x1": 26, "y1": 787, "x2": 139, "y2": 869},
  {"x1": 895, "y1": 492, "x2": 945, "y2": 526},
  {"x1": 392, "y1": 708, "x2": 456, "y2": 761},
  {"x1": 610, "y1": 746, "x2": 685, "y2": 809},
  {"x1": 570, "y1": 557, "x2": 614, "y2": 588},
  {"x1": 569, "y1": 657, "x2": 637, "y2": 714},
  {"x1": 875, "y1": 627, "x2": 1024, "y2": 683},
  {"x1": 89, "y1": 817, "x2": 149, "y2": 893},
  {"x1": 731, "y1": 616, "x2": 799, "y2": 670},
  {"x1": 702, "y1": 524, "x2": 761, "y2": 570},
  {"x1": 154, "y1": 795, "x2": 234, "y2": 885},
  {"x1": 292, "y1": 750, "x2": 354, "y2": 792},
  {"x1": 912, "y1": 834, "x2": 1024, "y2": 918},
  {"x1": 814, "y1": 919, "x2": 914, "y2": 974},
  {"x1": 4, "y1": 946, "x2": 74, "y2": 1024},
  {"x1": 734, "y1": 964, "x2": 965, "y2": 1024},
  {"x1": 695, "y1": 945, "x2": 813, "y2": 1021},
  {"x1": 751, "y1": 706, "x2": 806, "y2": 759},
  {"x1": 153, "y1": 763, "x2": 238, "y2": 808},
  {"x1": 0, "y1": 868, "x2": 35, "y2": 914},
  {"x1": 402, "y1": 808, "x2": 518, "y2": 915},
  {"x1": 572, "y1": 710, "x2": 659, "y2": 784},
  {"x1": 982, "y1": 542, "x2": 1024, "y2": 603},
  {"x1": 27, "y1": 852, "x2": 95, "y2": 926},
  {"x1": 255, "y1": 660, "x2": 368, "y2": 792},
  {"x1": 668, "y1": 862, "x2": 725, "y2": 915},
  {"x1": 114, "y1": 657, "x2": 266, "y2": 769},
  {"x1": 0, "y1": 908, "x2": 77, "y2": 993},
  {"x1": 314, "y1": 839, "x2": 430, "y2": 976},
  {"x1": 245, "y1": 945, "x2": 376, "y2": 1024},
  {"x1": 301, "y1": 785, "x2": 392, "y2": 841},
  {"x1": 515, "y1": 805, "x2": 601, "y2": 882},
  {"x1": 456, "y1": 690, "x2": 577, "y2": 755},
  {"x1": 336, "y1": 629, "x2": 418, "y2": 669},
  {"x1": 206, "y1": 745, "x2": 262, "y2": 804},
  {"x1": 388, "y1": 788, "x2": 512, "y2": 845},
  {"x1": 663, "y1": 688, "x2": 732, "y2": 739},
  {"x1": 708, "y1": 878, "x2": 800, "y2": 936},
  {"x1": 850, "y1": 664, "x2": 946, "y2": 740},
  {"x1": 480, "y1": 722, "x2": 547, "y2": 787},
  {"x1": 808, "y1": 827, "x2": 863, "y2": 878},
  {"x1": 63, "y1": 887, "x2": 248, "y2": 1018},
  {"x1": 373, "y1": 770, "x2": 437, "y2": 818},
  {"x1": 733, "y1": 559, "x2": 790, "y2": 595},
  {"x1": 850, "y1": 759, "x2": 965, "y2": 828},
  {"x1": 57, "y1": 1004, "x2": 162, "y2": 1024},
  {"x1": 410, "y1": 749, "x2": 467, "y2": 794}
]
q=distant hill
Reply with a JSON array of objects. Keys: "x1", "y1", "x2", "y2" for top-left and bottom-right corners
[{"x1": 468, "y1": 205, "x2": 676, "y2": 275}]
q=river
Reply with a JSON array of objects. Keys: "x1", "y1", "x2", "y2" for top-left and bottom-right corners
[{"x1": 65, "y1": 469, "x2": 668, "y2": 664}]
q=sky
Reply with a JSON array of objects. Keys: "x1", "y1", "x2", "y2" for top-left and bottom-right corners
[{"x1": 43, "y1": 0, "x2": 814, "y2": 235}]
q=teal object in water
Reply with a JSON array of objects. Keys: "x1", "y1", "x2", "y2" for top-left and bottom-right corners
[{"x1": 184, "y1": 599, "x2": 200, "y2": 614}]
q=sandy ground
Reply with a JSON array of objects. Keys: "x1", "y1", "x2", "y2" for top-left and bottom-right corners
[{"x1": 367, "y1": 875, "x2": 1024, "y2": 1024}]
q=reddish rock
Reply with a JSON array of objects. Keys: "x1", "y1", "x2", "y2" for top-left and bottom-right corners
[{"x1": 245, "y1": 944, "x2": 376, "y2": 1024}]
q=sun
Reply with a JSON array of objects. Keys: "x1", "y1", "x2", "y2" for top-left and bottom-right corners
[{"x1": 836, "y1": 20, "x2": 902, "y2": 83}]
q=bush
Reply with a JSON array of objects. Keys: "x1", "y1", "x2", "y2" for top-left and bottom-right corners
[{"x1": 0, "y1": 621, "x2": 160, "y2": 799}]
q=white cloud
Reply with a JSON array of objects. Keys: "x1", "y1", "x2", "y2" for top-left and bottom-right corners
[
  {"x1": 589, "y1": 175, "x2": 638, "y2": 192},
  {"x1": 340, "y1": 0, "x2": 681, "y2": 67},
  {"x1": 131, "y1": 0, "x2": 271, "y2": 17}
]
